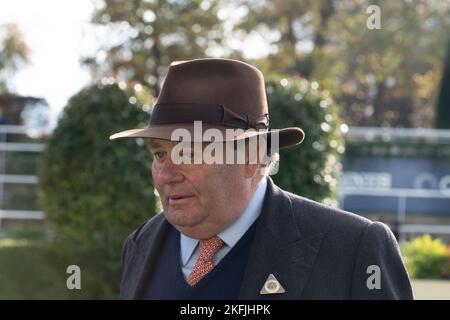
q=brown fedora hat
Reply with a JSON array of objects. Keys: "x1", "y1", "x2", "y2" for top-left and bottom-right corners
[{"x1": 109, "y1": 58, "x2": 304, "y2": 149}]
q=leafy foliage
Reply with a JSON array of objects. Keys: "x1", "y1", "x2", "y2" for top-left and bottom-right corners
[
  {"x1": 38, "y1": 84, "x2": 156, "y2": 298},
  {"x1": 84, "y1": 0, "x2": 225, "y2": 96},
  {"x1": 0, "y1": 23, "x2": 29, "y2": 92},
  {"x1": 267, "y1": 76, "x2": 344, "y2": 206},
  {"x1": 435, "y1": 37, "x2": 450, "y2": 129},
  {"x1": 402, "y1": 234, "x2": 450, "y2": 279},
  {"x1": 87, "y1": 0, "x2": 450, "y2": 128},
  {"x1": 236, "y1": 0, "x2": 450, "y2": 128}
]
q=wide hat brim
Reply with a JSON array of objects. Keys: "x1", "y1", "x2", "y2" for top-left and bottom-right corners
[{"x1": 109, "y1": 124, "x2": 304, "y2": 149}]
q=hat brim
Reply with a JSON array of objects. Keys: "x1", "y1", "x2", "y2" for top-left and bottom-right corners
[{"x1": 109, "y1": 124, "x2": 304, "y2": 149}]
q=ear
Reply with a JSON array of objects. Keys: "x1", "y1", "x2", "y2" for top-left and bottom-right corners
[{"x1": 243, "y1": 138, "x2": 263, "y2": 178}]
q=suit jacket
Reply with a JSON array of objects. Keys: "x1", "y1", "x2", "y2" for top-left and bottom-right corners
[{"x1": 120, "y1": 178, "x2": 413, "y2": 299}]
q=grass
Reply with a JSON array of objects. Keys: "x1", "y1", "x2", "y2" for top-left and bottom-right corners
[
  {"x1": 0, "y1": 242, "x2": 72, "y2": 299},
  {"x1": 0, "y1": 223, "x2": 120, "y2": 299},
  {"x1": 0, "y1": 224, "x2": 81, "y2": 299}
]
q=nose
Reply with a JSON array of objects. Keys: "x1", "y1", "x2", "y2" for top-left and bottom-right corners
[{"x1": 153, "y1": 152, "x2": 184, "y2": 185}]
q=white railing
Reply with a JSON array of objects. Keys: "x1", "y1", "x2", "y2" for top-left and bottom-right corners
[
  {"x1": 339, "y1": 186, "x2": 450, "y2": 240},
  {"x1": 399, "y1": 224, "x2": 450, "y2": 235},
  {"x1": 0, "y1": 174, "x2": 38, "y2": 184},
  {"x1": 345, "y1": 126, "x2": 450, "y2": 143},
  {"x1": 0, "y1": 142, "x2": 45, "y2": 152},
  {"x1": 0, "y1": 210, "x2": 44, "y2": 220},
  {"x1": 0, "y1": 125, "x2": 45, "y2": 232},
  {"x1": 0, "y1": 125, "x2": 35, "y2": 134}
]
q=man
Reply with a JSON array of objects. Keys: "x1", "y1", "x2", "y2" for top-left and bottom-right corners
[{"x1": 110, "y1": 58, "x2": 413, "y2": 299}]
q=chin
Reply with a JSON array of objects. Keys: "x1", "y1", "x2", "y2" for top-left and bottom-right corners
[{"x1": 165, "y1": 208, "x2": 203, "y2": 228}]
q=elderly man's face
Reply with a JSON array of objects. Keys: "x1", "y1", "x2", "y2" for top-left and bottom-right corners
[{"x1": 148, "y1": 138, "x2": 260, "y2": 239}]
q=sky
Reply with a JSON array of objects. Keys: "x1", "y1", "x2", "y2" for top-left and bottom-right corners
[{"x1": 0, "y1": 0, "x2": 96, "y2": 127}]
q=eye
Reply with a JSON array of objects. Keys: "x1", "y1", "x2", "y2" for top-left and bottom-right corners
[{"x1": 153, "y1": 151, "x2": 166, "y2": 161}]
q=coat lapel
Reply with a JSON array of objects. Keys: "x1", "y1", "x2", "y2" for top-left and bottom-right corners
[
  {"x1": 239, "y1": 178, "x2": 324, "y2": 299},
  {"x1": 121, "y1": 214, "x2": 172, "y2": 299}
]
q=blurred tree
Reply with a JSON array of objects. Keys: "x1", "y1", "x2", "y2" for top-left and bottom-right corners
[
  {"x1": 0, "y1": 24, "x2": 50, "y2": 132},
  {"x1": 435, "y1": 37, "x2": 450, "y2": 129},
  {"x1": 320, "y1": 0, "x2": 450, "y2": 128},
  {"x1": 85, "y1": 0, "x2": 449, "y2": 128},
  {"x1": 236, "y1": 0, "x2": 334, "y2": 79},
  {"x1": 83, "y1": 0, "x2": 226, "y2": 96},
  {"x1": 0, "y1": 23, "x2": 30, "y2": 92},
  {"x1": 235, "y1": 0, "x2": 450, "y2": 128}
]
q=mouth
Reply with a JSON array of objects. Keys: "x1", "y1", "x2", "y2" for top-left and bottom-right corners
[{"x1": 168, "y1": 195, "x2": 195, "y2": 205}]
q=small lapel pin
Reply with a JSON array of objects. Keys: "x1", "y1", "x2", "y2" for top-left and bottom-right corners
[{"x1": 260, "y1": 274, "x2": 285, "y2": 295}]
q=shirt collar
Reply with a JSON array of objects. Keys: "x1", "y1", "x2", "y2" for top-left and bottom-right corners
[{"x1": 180, "y1": 177, "x2": 268, "y2": 266}]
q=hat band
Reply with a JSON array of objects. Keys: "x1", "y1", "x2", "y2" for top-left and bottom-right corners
[{"x1": 149, "y1": 103, "x2": 269, "y2": 130}]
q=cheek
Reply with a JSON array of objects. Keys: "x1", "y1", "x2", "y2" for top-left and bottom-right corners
[
  {"x1": 219, "y1": 167, "x2": 246, "y2": 193},
  {"x1": 188, "y1": 169, "x2": 217, "y2": 198},
  {"x1": 150, "y1": 163, "x2": 157, "y2": 182},
  {"x1": 151, "y1": 163, "x2": 163, "y2": 190},
  {"x1": 200, "y1": 168, "x2": 233, "y2": 197}
]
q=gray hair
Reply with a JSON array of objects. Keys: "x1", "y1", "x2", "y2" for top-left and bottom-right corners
[{"x1": 259, "y1": 151, "x2": 280, "y2": 176}]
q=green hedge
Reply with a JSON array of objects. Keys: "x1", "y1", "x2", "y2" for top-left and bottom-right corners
[
  {"x1": 267, "y1": 77, "x2": 344, "y2": 206},
  {"x1": 402, "y1": 234, "x2": 450, "y2": 279},
  {"x1": 38, "y1": 84, "x2": 156, "y2": 298}
]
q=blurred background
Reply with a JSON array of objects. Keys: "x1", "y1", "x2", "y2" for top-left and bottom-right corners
[{"x1": 0, "y1": 0, "x2": 449, "y2": 299}]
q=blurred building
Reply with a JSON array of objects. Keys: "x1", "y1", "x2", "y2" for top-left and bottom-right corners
[
  {"x1": 339, "y1": 127, "x2": 450, "y2": 241},
  {"x1": 0, "y1": 93, "x2": 48, "y2": 233}
]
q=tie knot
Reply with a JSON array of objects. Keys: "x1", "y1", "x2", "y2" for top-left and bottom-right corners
[{"x1": 198, "y1": 235, "x2": 224, "y2": 262}]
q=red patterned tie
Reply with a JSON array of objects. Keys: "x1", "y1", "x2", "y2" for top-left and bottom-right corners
[{"x1": 187, "y1": 235, "x2": 224, "y2": 286}]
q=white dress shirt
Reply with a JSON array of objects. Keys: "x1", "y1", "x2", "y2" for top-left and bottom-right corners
[{"x1": 179, "y1": 177, "x2": 268, "y2": 279}]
